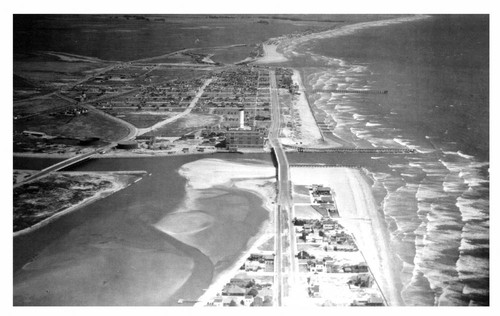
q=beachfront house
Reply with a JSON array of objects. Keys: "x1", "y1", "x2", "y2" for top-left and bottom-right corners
[{"x1": 243, "y1": 295, "x2": 254, "y2": 306}]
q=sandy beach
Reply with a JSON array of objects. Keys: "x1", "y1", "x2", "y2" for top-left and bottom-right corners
[
  {"x1": 290, "y1": 166, "x2": 404, "y2": 305},
  {"x1": 254, "y1": 44, "x2": 288, "y2": 64},
  {"x1": 280, "y1": 69, "x2": 324, "y2": 147},
  {"x1": 154, "y1": 158, "x2": 277, "y2": 303}
]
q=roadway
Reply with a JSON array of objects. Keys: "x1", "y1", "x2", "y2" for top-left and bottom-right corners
[
  {"x1": 13, "y1": 147, "x2": 108, "y2": 189},
  {"x1": 268, "y1": 70, "x2": 296, "y2": 306}
]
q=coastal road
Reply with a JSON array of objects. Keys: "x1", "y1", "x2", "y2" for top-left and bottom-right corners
[{"x1": 269, "y1": 70, "x2": 295, "y2": 306}]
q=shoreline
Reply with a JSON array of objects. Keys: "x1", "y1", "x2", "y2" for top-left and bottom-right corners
[
  {"x1": 13, "y1": 172, "x2": 143, "y2": 238},
  {"x1": 194, "y1": 185, "x2": 275, "y2": 306},
  {"x1": 152, "y1": 158, "x2": 276, "y2": 306}
]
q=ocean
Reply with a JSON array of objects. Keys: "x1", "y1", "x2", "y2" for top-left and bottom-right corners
[{"x1": 291, "y1": 15, "x2": 489, "y2": 306}]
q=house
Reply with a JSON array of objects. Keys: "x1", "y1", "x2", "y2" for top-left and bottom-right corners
[
  {"x1": 355, "y1": 262, "x2": 369, "y2": 273},
  {"x1": 309, "y1": 285, "x2": 320, "y2": 297},
  {"x1": 245, "y1": 260, "x2": 260, "y2": 271},
  {"x1": 303, "y1": 224, "x2": 313, "y2": 234},
  {"x1": 243, "y1": 295, "x2": 254, "y2": 306},
  {"x1": 251, "y1": 296, "x2": 263, "y2": 306},
  {"x1": 307, "y1": 260, "x2": 316, "y2": 272},
  {"x1": 257, "y1": 287, "x2": 273, "y2": 299},
  {"x1": 315, "y1": 195, "x2": 333, "y2": 204},
  {"x1": 212, "y1": 297, "x2": 223, "y2": 307},
  {"x1": 325, "y1": 262, "x2": 339, "y2": 273},
  {"x1": 230, "y1": 278, "x2": 254, "y2": 288},
  {"x1": 366, "y1": 294, "x2": 384, "y2": 306},
  {"x1": 314, "y1": 186, "x2": 332, "y2": 195},
  {"x1": 306, "y1": 234, "x2": 316, "y2": 243},
  {"x1": 315, "y1": 261, "x2": 325, "y2": 273},
  {"x1": 296, "y1": 250, "x2": 313, "y2": 259},
  {"x1": 322, "y1": 219, "x2": 337, "y2": 230},
  {"x1": 222, "y1": 284, "x2": 246, "y2": 296}
]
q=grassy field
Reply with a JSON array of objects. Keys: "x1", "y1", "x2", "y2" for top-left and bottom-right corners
[
  {"x1": 14, "y1": 95, "x2": 73, "y2": 116},
  {"x1": 14, "y1": 111, "x2": 129, "y2": 142}
]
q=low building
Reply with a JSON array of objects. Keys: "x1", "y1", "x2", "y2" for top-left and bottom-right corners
[
  {"x1": 116, "y1": 141, "x2": 139, "y2": 150},
  {"x1": 225, "y1": 130, "x2": 265, "y2": 149},
  {"x1": 22, "y1": 130, "x2": 47, "y2": 138}
]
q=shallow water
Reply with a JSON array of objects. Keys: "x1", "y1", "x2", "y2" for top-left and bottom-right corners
[{"x1": 13, "y1": 154, "x2": 273, "y2": 305}]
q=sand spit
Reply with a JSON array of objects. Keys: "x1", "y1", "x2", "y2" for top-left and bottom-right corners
[
  {"x1": 281, "y1": 15, "x2": 431, "y2": 57},
  {"x1": 290, "y1": 167, "x2": 404, "y2": 306},
  {"x1": 254, "y1": 44, "x2": 288, "y2": 64},
  {"x1": 14, "y1": 171, "x2": 144, "y2": 237},
  {"x1": 154, "y1": 158, "x2": 276, "y2": 302}
]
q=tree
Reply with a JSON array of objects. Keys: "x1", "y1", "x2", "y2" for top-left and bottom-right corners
[
  {"x1": 229, "y1": 300, "x2": 237, "y2": 306},
  {"x1": 263, "y1": 297, "x2": 272, "y2": 306},
  {"x1": 247, "y1": 288, "x2": 259, "y2": 297},
  {"x1": 245, "y1": 279, "x2": 256, "y2": 288}
]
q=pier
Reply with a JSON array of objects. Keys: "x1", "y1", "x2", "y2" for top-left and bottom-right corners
[
  {"x1": 312, "y1": 89, "x2": 388, "y2": 95},
  {"x1": 289, "y1": 163, "x2": 361, "y2": 169},
  {"x1": 285, "y1": 146, "x2": 416, "y2": 154}
]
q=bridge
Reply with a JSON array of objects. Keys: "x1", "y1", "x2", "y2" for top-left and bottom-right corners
[{"x1": 13, "y1": 145, "x2": 115, "y2": 189}]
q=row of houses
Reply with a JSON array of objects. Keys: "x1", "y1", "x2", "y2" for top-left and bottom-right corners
[
  {"x1": 301, "y1": 259, "x2": 369, "y2": 274},
  {"x1": 240, "y1": 253, "x2": 274, "y2": 272},
  {"x1": 207, "y1": 278, "x2": 273, "y2": 307}
]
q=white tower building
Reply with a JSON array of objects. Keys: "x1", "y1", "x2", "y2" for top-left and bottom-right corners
[{"x1": 239, "y1": 109, "x2": 245, "y2": 129}]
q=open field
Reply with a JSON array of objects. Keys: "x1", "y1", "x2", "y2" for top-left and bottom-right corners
[
  {"x1": 14, "y1": 111, "x2": 129, "y2": 142},
  {"x1": 109, "y1": 112, "x2": 176, "y2": 128},
  {"x1": 143, "y1": 112, "x2": 222, "y2": 137},
  {"x1": 294, "y1": 205, "x2": 322, "y2": 219},
  {"x1": 14, "y1": 95, "x2": 73, "y2": 116}
]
